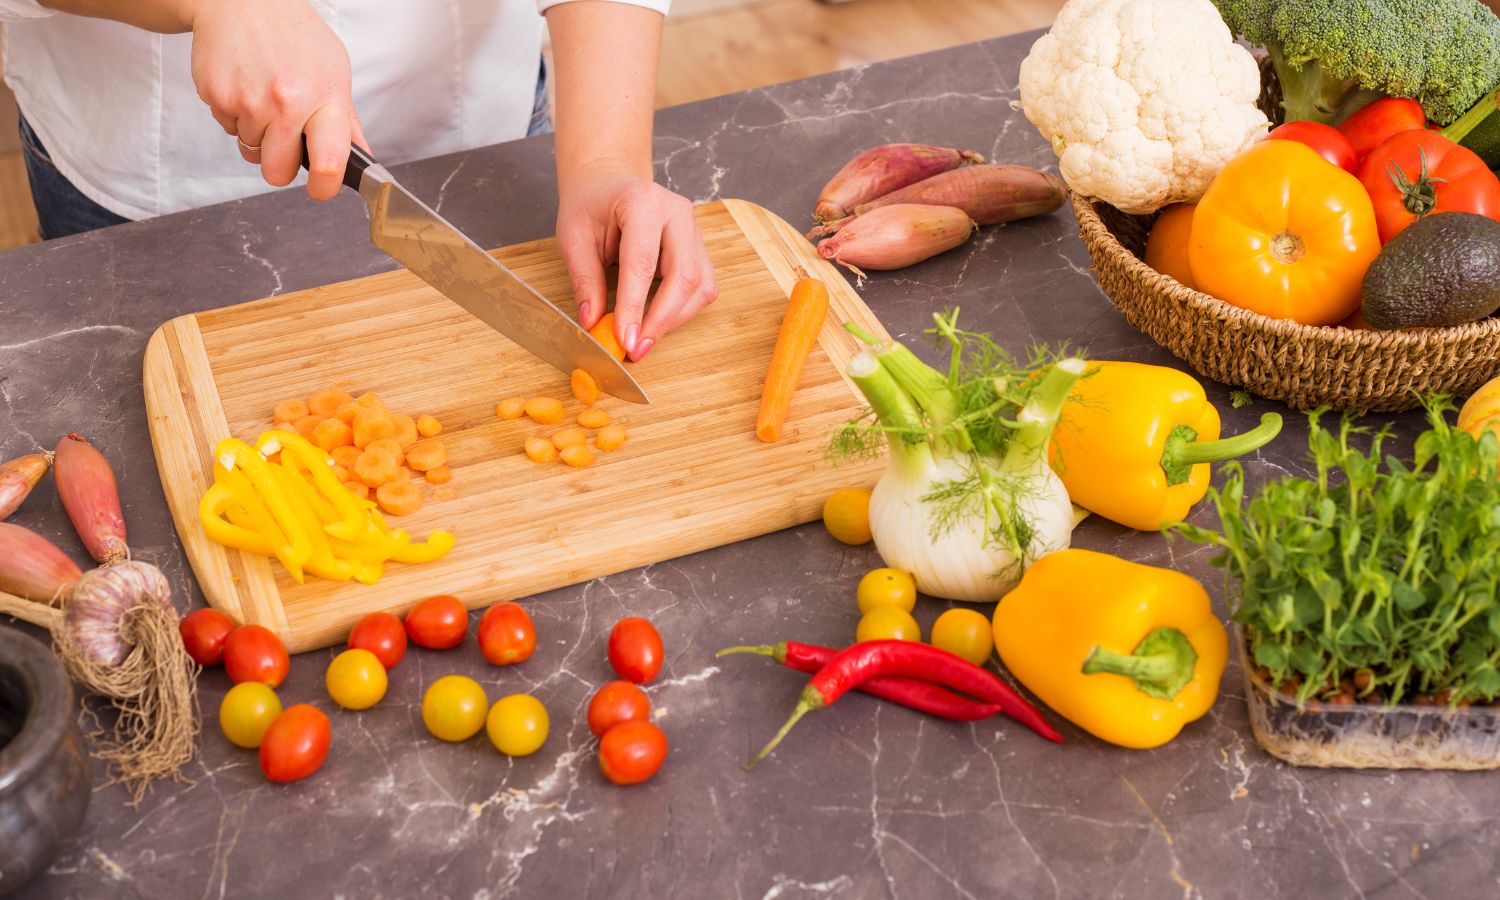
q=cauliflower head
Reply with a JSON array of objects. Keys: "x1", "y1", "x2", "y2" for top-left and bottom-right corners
[{"x1": 1019, "y1": 0, "x2": 1269, "y2": 215}]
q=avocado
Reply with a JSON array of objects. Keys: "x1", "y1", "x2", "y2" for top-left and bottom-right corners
[{"x1": 1361, "y1": 212, "x2": 1500, "y2": 330}]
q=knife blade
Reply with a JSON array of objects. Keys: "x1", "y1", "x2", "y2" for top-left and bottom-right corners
[{"x1": 305, "y1": 145, "x2": 648, "y2": 404}]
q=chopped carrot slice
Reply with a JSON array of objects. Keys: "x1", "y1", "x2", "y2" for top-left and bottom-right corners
[
  {"x1": 342, "y1": 480, "x2": 371, "y2": 500},
  {"x1": 524, "y1": 437, "x2": 558, "y2": 464},
  {"x1": 406, "y1": 438, "x2": 448, "y2": 472},
  {"x1": 355, "y1": 392, "x2": 386, "y2": 411},
  {"x1": 334, "y1": 401, "x2": 360, "y2": 425},
  {"x1": 365, "y1": 437, "x2": 405, "y2": 465},
  {"x1": 552, "y1": 427, "x2": 587, "y2": 450},
  {"x1": 416, "y1": 414, "x2": 443, "y2": 437},
  {"x1": 560, "y1": 443, "x2": 596, "y2": 468},
  {"x1": 595, "y1": 424, "x2": 627, "y2": 452},
  {"x1": 525, "y1": 397, "x2": 565, "y2": 425},
  {"x1": 353, "y1": 448, "x2": 400, "y2": 487},
  {"x1": 375, "y1": 479, "x2": 423, "y2": 516},
  {"x1": 274, "y1": 399, "x2": 309, "y2": 424},
  {"x1": 308, "y1": 388, "x2": 354, "y2": 418},
  {"x1": 577, "y1": 408, "x2": 611, "y2": 429},
  {"x1": 352, "y1": 407, "x2": 396, "y2": 448},
  {"x1": 589, "y1": 313, "x2": 628, "y2": 362},
  {"x1": 571, "y1": 369, "x2": 601, "y2": 407},
  {"x1": 312, "y1": 417, "x2": 354, "y2": 452},
  {"x1": 424, "y1": 465, "x2": 453, "y2": 485},
  {"x1": 497, "y1": 397, "x2": 527, "y2": 420},
  {"x1": 293, "y1": 414, "x2": 326, "y2": 440},
  {"x1": 391, "y1": 413, "x2": 419, "y2": 449},
  {"x1": 331, "y1": 446, "x2": 361, "y2": 469}
]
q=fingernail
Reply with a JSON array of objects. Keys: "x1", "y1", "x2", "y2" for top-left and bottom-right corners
[
  {"x1": 579, "y1": 301, "x2": 592, "y2": 325},
  {"x1": 632, "y1": 337, "x2": 654, "y2": 361},
  {"x1": 624, "y1": 324, "x2": 640, "y2": 354}
]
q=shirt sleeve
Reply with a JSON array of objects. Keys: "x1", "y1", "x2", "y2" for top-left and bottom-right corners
[
  {"x1": 536, "y1": 0, "x2": 671, "y2": 15},
  {"x1": 0, "y1": 0, "x2": 54, "y2": 21}
]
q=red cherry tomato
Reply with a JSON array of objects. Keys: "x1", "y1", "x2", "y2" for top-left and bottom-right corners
[
  {"x1": 607, "y1": 617, "x2": 664, "y2": 684},
  {"x1": 1358, "y1": 130, "x2": 1500, "y2": 243},
  {"x1": 179, "y1": 608, "x2": 236, "y2": 667},
  {"x1": 598, "y1": 721, "x2": 667, "y2": 786},
  {"x1": 348, "y1": 611, "x2": 408, "y2": 670},
  {"x1": 477, "y1": 602, "x2": 537, "y2": 666},
  {"x1": 223, "y1": 624, "x2": 290, "y2": 687},
  {"x1": 1267, "y1": 121, "x2": 1356, "y2": 173},
  {"x1": 587, "y1": 680, "x2": 651, "y2": 737},
  {"x1": 258, "y1": 704, "x2": 330, "y2": 783},
  {"x1": 1337, "y1": 97, "x2": 1427, "y2": 164},
  {"x1": 404, "y1": 595, "x2": 468, "y2": 650}
]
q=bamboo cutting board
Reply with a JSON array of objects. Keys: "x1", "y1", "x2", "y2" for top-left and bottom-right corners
[{"x1": 143, "y1": 200, "x2": 888, "y2": 653}]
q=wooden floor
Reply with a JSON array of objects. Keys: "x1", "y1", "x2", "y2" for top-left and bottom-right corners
[{"x1": 0, "y1": 0, "x2": 1063, "y2": 251}]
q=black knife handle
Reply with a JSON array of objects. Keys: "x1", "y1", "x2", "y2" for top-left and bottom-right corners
[{"x1": 300, "y1": 137, "x2": 376, "y2": 192}]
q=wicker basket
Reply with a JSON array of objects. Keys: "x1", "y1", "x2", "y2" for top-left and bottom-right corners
[{"x1": 1070, "y1": 57, "x2": 1500, "y2": 412}]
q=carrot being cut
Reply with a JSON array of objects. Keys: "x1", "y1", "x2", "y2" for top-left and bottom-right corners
[
  {"x1": 375, "y1": 479, "x2": 423, "y2": 517},
  {"x1": 571, "y1": 369, "x2": 601, "y2": 407},
  {"x1": 589, "y1": 314, "x2": 628, "y2": 362},
  {"x1": 756, "y1": 268, "x2": 829, "y2": 443}
]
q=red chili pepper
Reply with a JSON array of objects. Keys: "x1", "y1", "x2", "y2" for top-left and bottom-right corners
[
  {"x1": 717, "y1": 642, "x2": 1001, "y2": 722},
  {"x1": 747, "y1": 640, "x2": 1063, "y2": 768}
]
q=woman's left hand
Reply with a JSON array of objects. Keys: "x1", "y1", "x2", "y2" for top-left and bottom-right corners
[{"x1": 555, "y1": 161, "x2": 717, "y2": 363}]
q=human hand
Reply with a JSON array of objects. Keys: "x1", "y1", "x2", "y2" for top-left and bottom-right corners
[
  {"x1": 556, "y1": 158, "x2": 717, "y2": 361},
  {"x1": 187, "y1": 0, "x2": 365, "y2": 200}
]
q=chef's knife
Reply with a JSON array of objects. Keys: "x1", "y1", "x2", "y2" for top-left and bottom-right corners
[{"x1": 302, "y1": 145, "x2": 648, "y2": 404}]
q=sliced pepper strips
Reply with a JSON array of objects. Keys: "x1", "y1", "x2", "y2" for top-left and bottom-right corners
[
  {"x1": 1050, "y1": 361, "x2": 1281, "y2": 531},
  {"x1": 992, "y1": 548, "x2": 1228, "y2": 749}
]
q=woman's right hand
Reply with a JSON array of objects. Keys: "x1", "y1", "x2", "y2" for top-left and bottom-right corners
[{"x1": 186, "y1": 0, "x2": 364, "y2": 199}]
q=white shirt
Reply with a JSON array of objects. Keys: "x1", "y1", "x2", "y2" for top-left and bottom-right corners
[{"x1": 0, "y1": 0, "x2": 669, "y2": 220}]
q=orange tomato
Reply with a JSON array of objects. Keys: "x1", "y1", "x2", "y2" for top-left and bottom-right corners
[
  {"x1": 1188, "y1": 141, "x2": 1380, "y2": 326},
  {"x1": 1143, "y1": 203, "x2": 1197, "y2": 291}
]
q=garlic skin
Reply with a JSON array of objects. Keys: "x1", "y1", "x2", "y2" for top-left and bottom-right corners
[{"x1": 66, "y1": 560, "x2": 174, "y2": 667}]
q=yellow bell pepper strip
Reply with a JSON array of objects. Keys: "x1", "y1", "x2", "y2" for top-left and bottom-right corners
[
  {"x1": 258, "y1": 431, "x2": 367, "y2": 542},
  {"x1": 198, "y1": 481, "x2": 274, "y2": 556},
  {"x1": 216, "y1": 438, "x2": 311, "y2": 581},
  {"x1": 1049, "y1": 361, "x2": 1282, "y2": 531},
  {"x1": 392, "y1": 529, "x2": 455, "y2": 564},
  {"x1": 992, "y1": 548, "x2": 1228, "y2": 749},
  {"x1": 268, "y1": 463, "x2": 355, "y2": 582}
]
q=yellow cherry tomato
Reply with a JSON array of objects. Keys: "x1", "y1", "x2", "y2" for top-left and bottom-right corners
[
  {"x1": 930, "y1": 608, "x2": 995, "y2": 666},
  {"x1": 325, "y1": 648, "x2": 388, "y2": 710},
  {"x1": 856, "y1": 567, "x2": 917, "y2": 614},
  {"x1": 822, "y1": 487, "x2": 873, "y2": 545},
  {"x1": 219, "y1": 681, "x2": 282, "y2": 749},
  {"x1": 486, "y1": 693, "x2": 550, "y2": 757},
  {"x1": 856, "y1": 607, "x2": 921, "y2": 643},
  {"x1": 422, "y1": 675, "x2": 488, "y2": 742}
]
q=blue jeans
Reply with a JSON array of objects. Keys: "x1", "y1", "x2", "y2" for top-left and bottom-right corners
[{"x1": 21, "y1": 58, "x2": 554, "y2": 240}]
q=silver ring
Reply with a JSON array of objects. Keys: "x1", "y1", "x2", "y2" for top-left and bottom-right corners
[{"x1": 237, "y1": 137, "x2": 262, "y2": 154}]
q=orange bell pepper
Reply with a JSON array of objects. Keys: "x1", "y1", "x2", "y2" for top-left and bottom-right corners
[{"x1": 1188, "y1": 140, "x2": 1380, "y2": 325}]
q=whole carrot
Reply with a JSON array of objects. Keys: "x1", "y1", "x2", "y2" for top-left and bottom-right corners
[
  {"x1": 756, "y1": 268, "x2": 829, "y2": 443},
  {"x1": 0, "y1": 451, "x2": 52, "y2": 521},
  {"x1": 814, "y1": 143, "x2": 984, "y2": 223}
]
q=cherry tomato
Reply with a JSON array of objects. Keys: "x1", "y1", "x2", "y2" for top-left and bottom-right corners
[
  {"x1": 930, "y1": 608, "x2": 994, "y2": 666},
  {"x1": 404, "y1": 595, "x2": 468, "y2": 650},
  {"x1": 586, "y1": 680, "x2": 651, "y2": 737},
  {"x1": 1337, "y1": 97, "x2": 1427, "y2": 164},
  {"x1": 855, "y1": 568, "x2": 916, "y2": 614},
  {"x1": 179, "y1": 608, "x2": 236, "y2": 667},
  {"x1": 1357, "y1": 130, "x2": 1500, "y2": 243},
  {"x1": 219, "y1": 682, "x2": 281, "y2": 749},
  {"x1": 607, "y1": 617, "x2": 664, "y2": 684},
  {"x1": 822, "y1": 487, "x2": 872, "y2": 545},
  {"x1": 1267, "y1": 121, "x2": 1356, "y2": 173},
  {"x1": 486, "y1": 694, "x2": 549, "y2": 757},
  {"x1": 223, "y1": 624, "x2": 290, "y2": 687},
  {"x1": 477, "y1": 602, "x2": 537, "y2": 666},
  {"x1": 421, "y1": 675, "x2": 488, "y2": 742},
  {"x1": 598, "y1": 721, "x2": 668, "y2": 786},
  {"x1": 325, "y1": 649, "x2": 388, "y2": 710},
  {"x1": 855, "y1": 607, "x2": 921, "y2": 643},
  {"x1": 347, "y1": 611, "x2": 407, "y2": 669},
  {"x1": 259, "y1": 704, "x2": 330, "y2": 783}
]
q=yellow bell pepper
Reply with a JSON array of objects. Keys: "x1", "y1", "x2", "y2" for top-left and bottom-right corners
[
  {"x1": 1050, "y1": 361, "x2": 1281, "y2": 531},
  {"x1": 992, "y1": 548, "x2": 1227, "y2": 749}
]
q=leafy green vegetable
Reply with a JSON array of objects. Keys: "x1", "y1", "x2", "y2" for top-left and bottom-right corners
[
  {"x1": 1174, "y1": 399, "x2": 1500, "y2": 705},
  {"x1": 1230, "y1": 390, "x2": 1254, "y2": 409}
]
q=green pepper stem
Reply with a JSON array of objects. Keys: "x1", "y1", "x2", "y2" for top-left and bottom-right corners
[
  {"x1": 1081, "y1": 627, "x2": 1198, "y2": 701},
  {"x1": 1002, "y1": 357, "x2": 1087, "y2": 471},
  {"x1": 848, "y1": 351, "x2": 932, "y2": 472},
  {"x1": 1160, "y1": 413, "x2": 1283, "y2": 487},
  {"x1": 716, "y1": 644, "x2": 786, "y2": 664},
  {"x1": 744, "y1": 685, "x2": 826, "y2": 770}
]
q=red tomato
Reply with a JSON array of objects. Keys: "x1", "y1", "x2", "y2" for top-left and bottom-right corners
[
  {"x1": 477, "y1": 602, "x2": 536, "y2": 666},
  {"x1": 223, "y1": 624, "x2": 290, "y2": 687},
  {"x1": 179, "y1": 608, "x2": 236, "y2": 667},
  {"x1": 258, "y1": 704, "x2": 330, "y2": 783},
  {"x1": 1358, "y1": 130, "x2": 1500, "y2": 243},
  {"x1": 1267, "y1": 121, "x2": 1356, "y2": 173},
  {"x1": 598, "y1": 721, "x2": 667, "y2": 786},
  {"x1": 348, "y1": 612, "x2": 407, "y2": 670},
  {"x1": 607, "y1": 617, "x2": 664, "y2": 684},
  {"x1": 587, "y1": 680, "x2": 651, "y2": 737},
  {"x1": 404, "y1": 595, "x2": 467, "y2": 650},
  {"x1": 1337, "y1": 97, "x2": 1427, "y2": 164}
]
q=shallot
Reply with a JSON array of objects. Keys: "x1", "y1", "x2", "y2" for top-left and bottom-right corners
[
  {"x1": 814, "y1": 143, "x2": 983, "y2": 223},
  {"x1": 808, "y1": 165, "x2": 1067, "y2": 238},
  {"x1": 816, "y1": 204, "x2": 976, "y2": 275},
  {"x1": 0, "y1": 450, "x2": 51, "y2": 521},
  {"x1": 55, "y1": 432, "x2": 128, "y2": 564}
]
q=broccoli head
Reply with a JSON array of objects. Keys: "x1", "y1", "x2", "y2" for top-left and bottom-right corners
[{"x1": 1213, "y1": 0, "x2": 1500, "y2": 125}]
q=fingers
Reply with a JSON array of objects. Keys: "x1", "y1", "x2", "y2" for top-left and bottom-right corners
[
  {"x1": 557, "y1": 218, "x2": 610, "y2": 330},
  {"x1": 233, "y1": 116, "x2": 268, "y2": 165},
  {"x1": 302, "y1": 103, "x2": 352, "y2": 200},
  {"x1": 636, "y1": 203, "x2": 717, "y2": 361},
  {"x1": 611, "y1": 187, "x2": 666, "y2": 357}
]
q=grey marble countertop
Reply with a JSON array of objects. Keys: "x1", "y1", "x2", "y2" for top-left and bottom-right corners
[{"x1": 4, "y1": 31, "x2": 1495, "y2": 900}]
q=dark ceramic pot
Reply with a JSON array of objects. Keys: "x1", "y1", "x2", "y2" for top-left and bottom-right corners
[{"x1": 0, "y1": 626, "x2": 91, "y2": 896}]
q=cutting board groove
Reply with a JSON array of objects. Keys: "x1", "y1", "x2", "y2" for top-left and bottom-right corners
[{"x1": 144, "y1": 200, "x2": 887, "y2": 652}]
